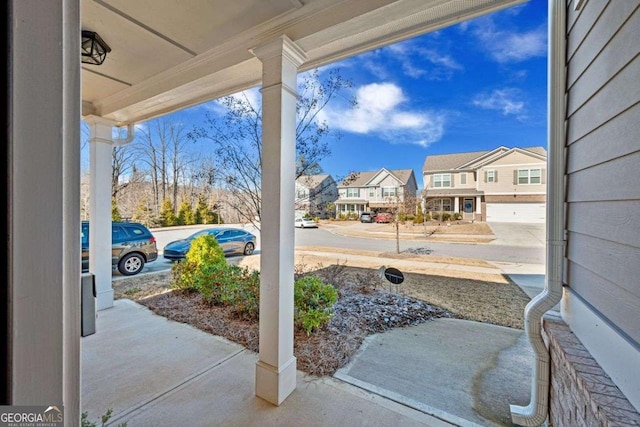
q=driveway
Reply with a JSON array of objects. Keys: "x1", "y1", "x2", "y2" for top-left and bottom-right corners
[{"x1": 487, "y1": 223, "x2": 545, "y2": 247}]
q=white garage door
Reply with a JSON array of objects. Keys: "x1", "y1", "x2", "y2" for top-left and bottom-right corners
[{"x1": 486, "y1": 203, "x2": 546, "y2": 223}]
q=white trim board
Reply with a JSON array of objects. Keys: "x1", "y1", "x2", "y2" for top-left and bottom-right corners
[{"x1": 562, "y1": 287, "x2": 640, "y2": 412}]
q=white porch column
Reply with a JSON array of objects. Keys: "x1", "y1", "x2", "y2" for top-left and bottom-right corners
[
  {"x1": 476, "y1": 196, "x2": 482, "y2": 214},
  {"x1": 84, "y1": 116, "x2": 116, "y2": 310},
  {"x1": 454, "y1": 197, "x2": 460, "y2": 213},
  {"x1": 252, "y1": 35, "x2": 307, "y2": 406},
  {"x1": 10, "y1": 1, "x2": 81, "y2": 421}
]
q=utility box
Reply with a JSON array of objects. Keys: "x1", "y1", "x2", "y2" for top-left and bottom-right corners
[{"x1": 81, "y1": 273, "x2": 97, "y2": 337}]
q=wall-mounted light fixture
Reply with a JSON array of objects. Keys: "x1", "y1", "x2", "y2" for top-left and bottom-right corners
[{"x1": 81, "y1": 30, "x2": 111, "y2": 65}]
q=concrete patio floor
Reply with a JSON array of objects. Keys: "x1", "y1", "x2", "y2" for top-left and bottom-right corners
[
  {"x1": 82, "y1": 297, "x2": 536, "y2": 427},
  {"x1": 82, "y1": 300, "x2": 453, "y2": 427}
]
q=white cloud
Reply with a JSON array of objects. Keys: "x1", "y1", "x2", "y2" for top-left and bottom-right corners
[
  {"x1": 384, "y1": 40, "x2": 462, "y2": 80},
  {"x1": 473, "y1": 88, "x2": 527, "y2": 119},
  {"x1": 319, "y1": 82, "x2": 445, "y2": 147},
  {"x1": 471, "y1": 18, "x2": 547, "y2": 63}
]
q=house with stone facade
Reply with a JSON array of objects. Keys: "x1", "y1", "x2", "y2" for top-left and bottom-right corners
[{"x1": 422, "y1": 146, "x2": 547, "y2": 223}]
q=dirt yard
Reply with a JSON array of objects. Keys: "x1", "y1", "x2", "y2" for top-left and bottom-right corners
[{"x1": 111, "y1": 245, "x2": 530, "y2": 376}]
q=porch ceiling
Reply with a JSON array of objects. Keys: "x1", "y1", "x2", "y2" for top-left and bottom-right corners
[{"x1": 81, "y1": 0, "x2": 525, "y2": 125}]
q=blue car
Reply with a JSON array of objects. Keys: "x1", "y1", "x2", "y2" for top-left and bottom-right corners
[{"x1": 163, "y1": 227, "x2": 256, "y2": 261}]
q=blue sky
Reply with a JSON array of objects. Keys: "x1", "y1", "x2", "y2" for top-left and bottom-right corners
[{"x1": 144, "y1": 0, "x2": 548, "y2": 190}]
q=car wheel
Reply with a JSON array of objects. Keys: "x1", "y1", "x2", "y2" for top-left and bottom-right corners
[
  {"x1": 118, "y1": 253, "x2": 145, "y2": 276},
  {"x1": 243, "y1": 242, "x2": 255, "y2": 255}
]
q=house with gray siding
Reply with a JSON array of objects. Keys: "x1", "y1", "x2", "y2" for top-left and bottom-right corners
[{"x1": 545, "y1": 1, "x2": 640, "y2": 424}]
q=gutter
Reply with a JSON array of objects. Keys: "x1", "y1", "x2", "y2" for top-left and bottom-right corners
[
  {"x1": 510, "y1": 1, "x2": 567, "y2": 425},
  {"x1": 113, "y1": 124, "x2": 135, "y2": 146}
]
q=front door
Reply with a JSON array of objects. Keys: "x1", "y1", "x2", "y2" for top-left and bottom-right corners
[{"x1": 463, "y1": 198, "x2": 474, "y2": 220}]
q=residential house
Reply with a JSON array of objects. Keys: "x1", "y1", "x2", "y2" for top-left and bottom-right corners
[
  {"x1": 7, "y1": 1, "x2": 639, "y2": 425},
  {"x1": 335, "y1": 168, "x2": 418, "y2": 219},
  {"x1": 422, "y1": 146, "x2": 547, "y2": 223},
  {"x1": 294, "y1": 174, "x2": 338, "y2": 219}
]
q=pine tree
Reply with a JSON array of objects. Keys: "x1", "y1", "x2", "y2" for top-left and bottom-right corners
[{"x1": 159, "y1": 198, "x2": 178, "y2": 226}]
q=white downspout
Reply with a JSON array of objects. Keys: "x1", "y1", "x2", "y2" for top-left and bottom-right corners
[
  {"x1": 113, "y1": 124, "x2": 135, "y2": 146},
  {"x1": 510, "y1": 0, "x2": 566, "y2": 425}
]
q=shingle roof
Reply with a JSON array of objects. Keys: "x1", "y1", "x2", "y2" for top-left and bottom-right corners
[
  {"x1": 296, "y1": 174, "x2": 332, "y2": 189},
  {"x1": 521, "y1": 146, "x2": 547, "y2": 157},
  {"x1": 339, "y1": 169, "x2": 414, "y2": 187},
  {"x1": 422, "y1": 150, "x2": 490, "y2": 172},
  {"x1": 422, "y1": 146, "x2": 547, "y2": 172}
]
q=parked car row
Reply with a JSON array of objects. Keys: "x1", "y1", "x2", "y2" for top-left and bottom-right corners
[
  {"x1": 359, "y1": 212, "x2": 394, "y2": 223},
  {"x1": 81, "y1": 222, "x2": 257, "y2": 276}
]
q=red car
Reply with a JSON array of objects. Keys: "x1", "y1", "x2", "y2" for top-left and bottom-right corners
[{"x1": 375, "y1": 213, "x2": 393, "y2": 223}]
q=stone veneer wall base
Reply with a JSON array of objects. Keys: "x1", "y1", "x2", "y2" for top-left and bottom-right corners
[{"x1": 543, "y1": 313, "x2": 640, "y2": 426}]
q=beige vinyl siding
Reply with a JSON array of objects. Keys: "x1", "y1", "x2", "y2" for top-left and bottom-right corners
[
  {"x1": 565, "y1": 0, "x2": 640, "y2": 345},
  {"x1": 457, "y1": 171, "x2": 475, "y2": 188},
  {"x1": 477, "y1": 164, "x2": 546, "y2": 193}
]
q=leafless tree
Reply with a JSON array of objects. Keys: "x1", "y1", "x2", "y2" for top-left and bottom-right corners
[
  {"x1": 189, "y1": 68, "x2": 355, "y2": 229},
  {"x1": 134, "y1": 118, "x2": 194, "y2": 215}
]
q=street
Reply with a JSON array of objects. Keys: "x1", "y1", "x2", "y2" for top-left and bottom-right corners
[{"x1": 120, "y1": 223, "x2": 546, "y2": 277}]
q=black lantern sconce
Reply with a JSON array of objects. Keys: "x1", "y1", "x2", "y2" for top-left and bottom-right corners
[{"x1": 81, "y1": 30, "x2": 111, "y2": 65}]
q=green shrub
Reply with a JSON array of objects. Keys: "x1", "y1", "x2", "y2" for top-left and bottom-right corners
[
  {"x1": 432, "y1": 213, "x2": 440, "y2": 221},
  {"x1": 199, "y1": 264, "x2": 260, "y2": 319},
  {"x1": 169, "y1": 258, "x2": 201, "y2": 291},
  {"x1": 294, "y1": 275, "x2": 338, "y2": 335},
  {"x1": 186, "y1": 234, "x2": 226, "y2": 267},
  {"x1": 442, "y1": 212, "x2": 451, "y2": 221},
  {"x1": 453, "y1": 212, "x2": 463, "y2": 220},
  {"x1": 169, "y1": 234, "x2": 226, "y2": 292}
]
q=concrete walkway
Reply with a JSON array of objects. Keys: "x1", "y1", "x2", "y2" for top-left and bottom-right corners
[
  {"x1": 335, "y1": 319, "x2": 533, "y2": 427},
  {"x1": 82, "y1": 299, "x2": 538, "y2": 427},
  {"x1": 82, "y1": 300, "x2": 453, "y2": 427}
]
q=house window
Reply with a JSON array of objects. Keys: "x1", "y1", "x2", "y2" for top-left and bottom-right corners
[
  {"x1": 429, "y1": 198, "x2": 451, "y2": 212},
  {"x1": 382, "y1": 186, "x2": 397, "y2": 197},
  {"x1": 518, "y1": 168, "x2": 542, "y2": 185},
  {"x1": 487, "y1": 170, "x2": 496, "y2": 183},
  {"x1": 460, "y1": 173, "x2": 467, "y2": 185},
  {"x1": 368, "y1": 188, "x2": 375, "y2": 197},
  {"x1": 346, "y1": 188, "x2": 360, "y2": 198},
  {"x1": 434, "y1": 174, "x2": 451, "y2": 188}
]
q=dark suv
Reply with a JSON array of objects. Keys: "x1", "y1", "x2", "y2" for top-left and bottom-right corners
[{"x1": 81, "y1": 221, "x2": 158, "y2": 276}]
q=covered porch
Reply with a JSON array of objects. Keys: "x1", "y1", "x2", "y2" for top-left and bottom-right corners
[{"x1": 9, "y1": 0, "x2": 567, "y2": 426}]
